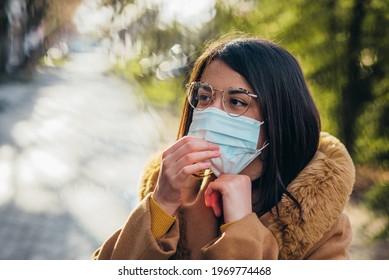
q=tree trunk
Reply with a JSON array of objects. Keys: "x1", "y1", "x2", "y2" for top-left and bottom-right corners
[{"x1": 340, "y1": 0, "x2": 372, "y2": 155}]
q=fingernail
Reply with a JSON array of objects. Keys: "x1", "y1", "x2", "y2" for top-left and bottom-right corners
[{"x1": 204, "y1": 195, "x2": 210, "y2": 207}]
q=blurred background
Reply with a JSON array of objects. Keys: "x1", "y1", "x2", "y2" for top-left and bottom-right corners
[{"x1": 0, "y1": 0, "x2": 388, "y2": 259}]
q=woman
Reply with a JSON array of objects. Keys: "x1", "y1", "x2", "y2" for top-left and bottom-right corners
[{"x1": 93, "y1": 36, "x2": 355, "y2": 260}]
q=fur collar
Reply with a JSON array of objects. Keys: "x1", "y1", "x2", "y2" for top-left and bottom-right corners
[
  {"x1": 266, "y1": 132, "x2": 355, "y2": 259},
  {"x1": 138, "y1": 132, "x2": 355, "y2": 259}
]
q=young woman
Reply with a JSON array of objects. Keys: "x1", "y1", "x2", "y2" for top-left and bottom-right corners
[{"x1": 93, "y1": 36, "x2": 355, "y2": 260}]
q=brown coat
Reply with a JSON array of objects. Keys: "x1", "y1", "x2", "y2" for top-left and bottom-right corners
[{"x1": 93, "y1": 132, "x2": 355, "y2": 260}]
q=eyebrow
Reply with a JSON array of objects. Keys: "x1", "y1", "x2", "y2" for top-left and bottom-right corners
[
  {"x1": 228, "y1": 88, "x2": 250, "y2": 94},
  {"x1": 199, "y1": 81, "x2": 257, "y2": 97},
  {"x1": 228, "y1": 87, "x2": 258, "y2": 98},
  {"x1": 212, "y1": 86, "x2": 253, "y2": 95}
]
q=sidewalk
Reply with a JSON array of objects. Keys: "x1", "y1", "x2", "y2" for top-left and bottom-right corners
[{"x1": 0, "y1": 49, "x2": 179, "y2": 259}]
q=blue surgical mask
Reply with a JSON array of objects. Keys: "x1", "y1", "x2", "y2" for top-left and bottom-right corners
[{"x1": 188, "y1": 107, "x2": 268, "y2": 177}]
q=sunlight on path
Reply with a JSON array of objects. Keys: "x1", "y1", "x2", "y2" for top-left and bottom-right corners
[{"x1": 0, "y1": 48, "x2": 179, "y2": 259}]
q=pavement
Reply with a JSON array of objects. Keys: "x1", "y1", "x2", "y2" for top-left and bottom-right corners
[{"x1": 0, "y1": 48, "x2": 179, "y2": 259}]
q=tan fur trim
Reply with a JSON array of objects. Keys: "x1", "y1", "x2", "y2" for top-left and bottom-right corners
[
  {"x1": 267, "y1": 132, "x2": 355, "y2": 259},
  {"x1": 137, "y1": 132, "x2": 355, "y2": 259},
  {"x1": 138, "y1": 154, "x2": 162, "y2": 201}
]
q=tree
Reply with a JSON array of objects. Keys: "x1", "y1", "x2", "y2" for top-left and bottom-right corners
[
  {"x1": 100, "y1": 0, "x2": 389, "y2": 166},
  {"x1": 0, "y1": 0, "x2": 82, "y2": 78},
  {"x1": 208, "y1": 0, "x2": 389, "y2": 166}
]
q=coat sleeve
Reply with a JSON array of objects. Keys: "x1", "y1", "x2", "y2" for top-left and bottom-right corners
[
  {"x1": 92, "y1": 193, "x2": 180, "y2": 260},
  {"x1": 201, "y1": 213, "x2": 279, "y2": 259},
  {"x1": 304, "y1": 214, "x2": 353, "y2": 260}
]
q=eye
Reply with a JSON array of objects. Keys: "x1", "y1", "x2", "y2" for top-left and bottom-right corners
[
  {"x1": 196, "y1": 87, "x2": 213, "y2": 107},
  {"x1": 226, "y1": 90, "x2": 250, "y2": 108},
  {"x1": 198, "y1": 92, "x2": 212, "y2": 102},
  {"x1": 229, "y1": 97, "x2": 249, "y2": 107}
]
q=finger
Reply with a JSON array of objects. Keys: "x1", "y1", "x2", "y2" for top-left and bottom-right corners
[
  {"x1": 204, "y1": 181, "x2": 220, "y2": 196},
  {"x1": 204, "y1": 193, "x2": 211, "y2": 207},
  {"x1": 204, "y1": 191, "x2": 220, "y2": 214},
  {"x1": 211, "y1": 192, "x2": 222, "y2": 217},
  {"x1": 175, "y1": 149, "x2": 220, "y2": 168},
  {"x1": 161, "y1": 137, "x2": 215, "y2": 176},
  {"x1": 163, "y1": 136, "x2": 218, "y2": 160},
  {"x1": 176, "y1": 161, "x2": 211, "y2": 181},
  {"x1": 172, "y1": 137, "x2": 219, "y2": 161}
]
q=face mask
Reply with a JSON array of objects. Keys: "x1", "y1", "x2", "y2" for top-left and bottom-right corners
[{"x1": 187, "y1": 107, "x2": 268, "y2": 177}]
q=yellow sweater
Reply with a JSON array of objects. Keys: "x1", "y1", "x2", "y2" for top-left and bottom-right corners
[{"x1": 150, "y1": 195, "x2": 234, "y2": 238}]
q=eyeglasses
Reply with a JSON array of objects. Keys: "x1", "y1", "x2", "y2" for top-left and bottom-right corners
[{"x1": 186, "y1": 81, "x2": 258, "y2": 117}]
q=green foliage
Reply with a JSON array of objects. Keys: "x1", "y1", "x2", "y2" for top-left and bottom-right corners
[
  {"x1": 216, "y1": 0, "x2": 389, "y2": 167},
  {"x1": 111, "y1": 56, "x2": 185, "y2": 112},
  {"x1": 107, "y1": 0, "x2": 389, "y2": 167},
  {"x1": 138, "y1": 76, "x2": 184, "y2": 111},
  {"x1": 363, "y1": 182, "x2": 389, "y2": 239},
  {"x1": 113, "y1": 59, "x2": 143, "y2": 79}
]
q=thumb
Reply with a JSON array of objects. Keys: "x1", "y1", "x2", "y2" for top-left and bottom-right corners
[
  {"x1": 204, "y1": 181, "x2": 223, "y2": 217},
  {"x1": 204, "y1": 190, "x2": 222, "y2": 217}
]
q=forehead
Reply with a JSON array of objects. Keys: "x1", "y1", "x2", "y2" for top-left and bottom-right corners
[
  {"x1": 200, "y1": 60, "x2": 254, "y2": 92},
  {"x1": 199, "y1": 60, "x2": 262, "y2": 120}
]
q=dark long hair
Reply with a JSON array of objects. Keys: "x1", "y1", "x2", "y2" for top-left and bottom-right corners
[{"x1": 177, "y1": 36, "x2": 321, "y2": 217}]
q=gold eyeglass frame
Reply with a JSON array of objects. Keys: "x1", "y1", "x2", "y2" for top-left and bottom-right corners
[{"x1": 186, "y1": 81, "x2": 258, "y2": 117}]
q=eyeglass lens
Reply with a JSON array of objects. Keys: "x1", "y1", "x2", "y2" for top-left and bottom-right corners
[{"x1": 188, "y1": 82, "x2": 252, "y2": 116}]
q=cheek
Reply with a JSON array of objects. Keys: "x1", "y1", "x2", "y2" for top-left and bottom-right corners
[{"x1": 245, "y1": 106, "x2": 261, "y2": 121}]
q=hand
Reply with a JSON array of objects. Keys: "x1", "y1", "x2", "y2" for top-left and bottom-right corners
[
  {"x1": 153, "y1": 136, "x2": 220, "y2": 216},
  {"x1": 204, "y1": 174, "x2": 252, "y2": 223}
]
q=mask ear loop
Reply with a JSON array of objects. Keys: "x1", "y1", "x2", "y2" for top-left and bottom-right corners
[
  {"x1": 259, "y1": 140, "x2": 269, "y2": 161},
  {"x1": 257, "y1": 119, "x2": 268, "y2": 160}
]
